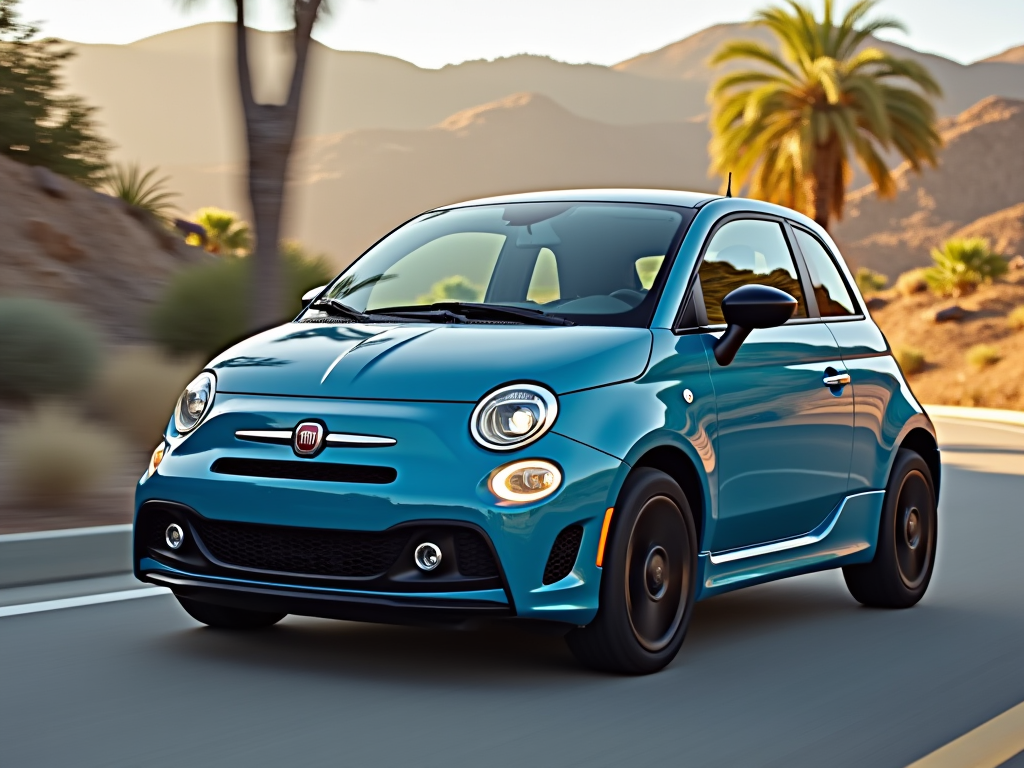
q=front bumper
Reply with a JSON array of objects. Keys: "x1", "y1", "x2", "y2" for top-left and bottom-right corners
[{"x1": 135, "y1": 393, "x2": 625, "y2": 625}]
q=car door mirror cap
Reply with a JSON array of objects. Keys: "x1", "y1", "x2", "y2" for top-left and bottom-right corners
[
  {"x1": 301, "y1": 285, "x2": 327, "y2": 308},
  {"x1": 713, "y1": 285, "x2": 797, "y2": 366}
]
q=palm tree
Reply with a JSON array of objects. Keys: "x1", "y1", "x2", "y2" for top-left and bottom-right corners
[
  {"x1": 189, "y1": 207, "x2": 252, "y2": 256},
  {"x1": 178, "y1": 0, "x2": 327, "y2": 329},
  {"x1": 709, "y1": 0, "x2": 943, "y2": 231},
  {"x1": 103, "y1": 163, "x2": 179, "y2": 223}
]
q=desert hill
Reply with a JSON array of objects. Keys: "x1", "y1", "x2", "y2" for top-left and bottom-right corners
[
  {"x1": 0, "y1": 155, "x2": 207, "y2": 341},
  {"x1": 284, "y1": 92, "x2": 711, "y2": 263},
  {"x1": 982, "y1": 45, "x2": 1024, "y2": 65},
  {"x1": 833, "y1": 97, "x2": 1024, "y2": 275}
]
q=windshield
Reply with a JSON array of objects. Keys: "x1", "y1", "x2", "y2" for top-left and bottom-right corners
[{"x1": 304, "y1": 202, "x2": 694, "y2": 327}]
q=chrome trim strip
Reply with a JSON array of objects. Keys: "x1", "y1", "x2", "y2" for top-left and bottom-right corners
[
  {"x1": 234, "y1": 430, "x2": 293, "y2": 442},
  {"x1": 324, "y1": 433, "x2": 397, "y2": 447},
  {"x1": 708, "y1": 490, "x2": 885, "y2": 565}
]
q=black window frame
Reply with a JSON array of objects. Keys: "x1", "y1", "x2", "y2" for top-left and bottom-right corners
[{"x1": 786, "y1": 223, "x2": 866, "y2": 321}]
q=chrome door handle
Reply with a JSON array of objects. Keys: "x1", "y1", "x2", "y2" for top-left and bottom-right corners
[{"x1": 823, "y1": 372, "x2": 851, "y2": 387}]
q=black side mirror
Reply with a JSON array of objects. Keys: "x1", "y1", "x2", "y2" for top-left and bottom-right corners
[
  {"x1": 301, "y1": 285, "x2": 327, "y2": 308},
  {"x1": 713, "y1": 284, "x2": 797, "y2": 366}
]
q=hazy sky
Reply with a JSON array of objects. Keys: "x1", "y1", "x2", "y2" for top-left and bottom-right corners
[{"x1": 20, "y1": 0, "x2": 1024, "y2": 67}]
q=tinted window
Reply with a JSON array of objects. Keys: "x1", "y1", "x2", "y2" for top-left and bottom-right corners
[
  {"x1": 795, "y1": 229, "x2": 857, "y2": 317},
  {"x1": 699, "y1": 219, "x2": 807, "y2": 324}
]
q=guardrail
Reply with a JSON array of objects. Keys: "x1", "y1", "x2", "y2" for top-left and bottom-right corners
[{"x1": 0, "y1": 524, "x2": 132, "y2": 589}]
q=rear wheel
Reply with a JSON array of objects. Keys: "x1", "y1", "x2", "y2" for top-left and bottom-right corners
[
  {"x1": 843, "y1": 449, "x2": 937, "y2": 608},
  {"x1": 175, "y1": 595, "x2": 286, "y2": 630},
  {"x1": 566, "y1": 468, "x2": 697, "y2": 674}
]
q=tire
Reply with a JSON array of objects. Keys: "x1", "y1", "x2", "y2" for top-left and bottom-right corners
[
  {"x1": 566, "y1": 468, "x2": 698, "y2": 674},
  {"x1": 175, "y1": 595, "x2": 286, "y2": 630},
  {"x1": 843, "y1": 449, "x2": 937, "y2": 608}
]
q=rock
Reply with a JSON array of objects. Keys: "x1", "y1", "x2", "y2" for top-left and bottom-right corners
[
  {"x1": 865, "y1": 296, "x2": 887, "y2": 310},
  {"x1": 930, "y1": 305, "x2": 967, "y2": 323},
  {"x1": 26, "y1": 219, "x2": 86, "y2": 262},
  {"x1": 31, "y1": 166, "x2": 67, "y2": 199}
]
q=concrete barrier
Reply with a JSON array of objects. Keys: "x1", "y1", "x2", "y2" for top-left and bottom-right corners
[{"x1": 0, "y1": 525, "x2": 133, "y2": 589}]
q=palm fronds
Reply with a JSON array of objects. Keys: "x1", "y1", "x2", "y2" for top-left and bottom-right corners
[{"x1": 103, "y1": 163, "x2": 179, "y2": 223}]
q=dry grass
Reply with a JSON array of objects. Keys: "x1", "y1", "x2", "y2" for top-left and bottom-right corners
[
  {"x1": 895, "y1": 269, "x2": 928, "y2": 297},
  {"x1": 1008, "y1": 306, "x2": 1024, "y2": 331},
  {"x1": 0, "y1": 403, "x2": 124, "y2": 507},
  {"x1": 966, "y1": 344, "x2": 1002, "y2": 369},
  {"x1": 90, "y1": 345, "x2": 201, "y2": 447},
  {"x1": 894, "y1": 347, "x2": 926, "y2": 375}
]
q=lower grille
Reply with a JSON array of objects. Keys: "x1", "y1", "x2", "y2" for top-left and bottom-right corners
[
  {"x1": 542, "y1": 524, "x2": 584, "y2": 585},
  {"x1": 210, "y1": 458, "x2": 396, "y2": 484},
  {"x1": 195, "y1": 519, "x2": 410, "y2": 578},
  {"x1": 454, "y1": 530, "x2": 500, "y2": 578}
]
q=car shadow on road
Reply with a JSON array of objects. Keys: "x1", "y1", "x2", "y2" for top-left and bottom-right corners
[{"x1": 151, "y1": 573, "x2": 862, "y2": 684}]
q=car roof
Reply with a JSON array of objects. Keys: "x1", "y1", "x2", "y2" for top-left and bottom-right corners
[{"x1": 438, "y1": 188, "x2": 719, "y2": 210}]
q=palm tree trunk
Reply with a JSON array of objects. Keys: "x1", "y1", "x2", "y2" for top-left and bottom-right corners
[
  {"x1": 810, "y1": 139, "x2": 839, "y2": 232},
  {"x1": 233, "y1": 0, "x2": 323, "y2": 331}
]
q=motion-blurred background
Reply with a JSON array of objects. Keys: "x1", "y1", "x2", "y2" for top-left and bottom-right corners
[{"x1": 1, "y1": 0, "x2": 1022, "y2": 532}]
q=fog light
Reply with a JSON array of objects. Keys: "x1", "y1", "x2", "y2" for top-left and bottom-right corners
[
  {"x1": 490, "y1": 459, "x2": 562, "y2": 503},
  {"x1": 414, "y1": 542, "x2": 442, "y2": 571},
  {"x1": 166, "y1": 523, "x2": 184, "y2": 550}
]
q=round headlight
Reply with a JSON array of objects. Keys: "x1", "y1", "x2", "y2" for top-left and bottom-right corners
[
  {"x1": 174, "y1": 372, "x2": 216, "y2": 434},
  {"x1": 470, "y1": 383, "x2": 557, "y2": 451}
]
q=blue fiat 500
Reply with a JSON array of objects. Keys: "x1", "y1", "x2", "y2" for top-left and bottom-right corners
[{"x1": 135, "y1": 190, "x2": 940, "y2": 674}]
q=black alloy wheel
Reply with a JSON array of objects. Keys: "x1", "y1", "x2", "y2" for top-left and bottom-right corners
[
  {"x1": 566, "y1": 468, "x2": 698, "y2": 674},
  {"x1": 844, "y1": 449, "x2": 937, "y2": 608},
  {"x1": 175, "y1": 595, "x2": 286, "y2": 630}
]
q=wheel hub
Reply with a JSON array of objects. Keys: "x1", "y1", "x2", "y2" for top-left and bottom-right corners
[
  {"x1": 644, "y1": 546, "x2": 669, "y2": 601},
  {"x1": 903, "y1": 507, "x2": 921, "y2": 549}
]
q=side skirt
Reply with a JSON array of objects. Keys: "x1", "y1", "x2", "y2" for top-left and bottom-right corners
[{"x1": 695, "y1": 490, "x2": 885, "y2": 600}]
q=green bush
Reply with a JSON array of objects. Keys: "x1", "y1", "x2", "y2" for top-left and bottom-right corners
[
  {"x1": 150, "y1": 247, "x2": 334, "y2": 358},
  {"x1": 924, "y1": 238, "x2": 1008, "y2": 297},
  {"x1": 894, "y1": 346, "x2": 926, "y2": 375},
  {"x1": 855, "y1": 267, "x2": 888, "y2": 295},
  {"x1": 966, "y1": 344, "x2": 1001, "y2": 370},
  {"x1": 0, "y1": 297, "x2": 102, "y2": 400}
]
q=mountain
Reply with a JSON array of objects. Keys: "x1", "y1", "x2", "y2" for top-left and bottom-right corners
[
  {"x1": 832, "y1": 97, "x2": 1024, "y2": 275},
  {"x1": 981, "y1": 45, "x2": 1024, "y2": 64},
  {"x1": 286, "y1": 93, "x2": 711, "y2": 264},
  {"x1": 614, "y1": 23, "x2": 1024, "y2": 117}
]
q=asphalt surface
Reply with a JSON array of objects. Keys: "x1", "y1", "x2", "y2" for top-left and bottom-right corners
[{"x1": 2, "y1": 417, "x2": 1023, "y2": 768}]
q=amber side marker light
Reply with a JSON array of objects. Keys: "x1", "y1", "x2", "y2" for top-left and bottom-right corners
[{"x1": 595, "y1": 507, "x2": 615, "y2": 567}]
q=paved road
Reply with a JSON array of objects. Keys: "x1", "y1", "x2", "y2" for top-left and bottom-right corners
[{"x1": 2, "y1": 418, "x2": 1023, "y2": 768}]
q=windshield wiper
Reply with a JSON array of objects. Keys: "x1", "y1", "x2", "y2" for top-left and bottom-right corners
[
  {"x1": 312, "y1": 298, "x2": 470, "y2": 324},
  {"x1": 375, "y1": 302, "x2": 574, "y2": 326}
]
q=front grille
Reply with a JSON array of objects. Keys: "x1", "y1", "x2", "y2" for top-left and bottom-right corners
[
  {"x1": 454, "y1": 530, "x2": 500, "y2": 578},
  {"x1": 542, "y1": 524, "x2": 583, "y2": 585},
  {"x1": 195, "y1": 519, "x2": 410, "y2": 577},
  {"x1": 210, "y1": 458, "x2": 396, "y2": 484}
]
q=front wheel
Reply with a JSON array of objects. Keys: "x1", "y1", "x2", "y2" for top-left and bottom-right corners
[
  {"x1": 843, "y1": 449, "x2": 937, "y2": 608},
  {"x1": 175, "y1": 595, "x2": 286, "y2": 630},
  {"x1": 566, "y1": 468, "x2": 698, "y2": 674}
]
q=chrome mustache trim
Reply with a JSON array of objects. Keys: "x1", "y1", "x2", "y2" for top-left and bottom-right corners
[{"x1": 234, "y1": 430, "x2": 396, "y2": 447}]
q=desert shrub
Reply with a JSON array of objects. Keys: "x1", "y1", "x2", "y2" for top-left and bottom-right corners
[
  {"x1": 924, "y1": 237, "x2": 1008, "y2": 297},
  {"x1": 90, "y1": 346, "x2": 201, "y2": 446},
  {"x1": 966, "y1": 344, "x2": 1001, "y2": 370},
  {"x1": 0, "y1": 297, "x2": 102, "y2": 400},
  {"x1": 855, "y1": 267, "x2": 888, "y2": 295},
  {"x1": 894, "y1": 346, "x2": 926, "y2": 375},
  {"x1": 1, "y1": 403, "x2": 123, "y2": 507},
  {"x1": 150, "y1": 247, "x2": 334, "y2": 358},
  {"x1": 895, "y1": 268, "x2": 928, "y2": 297},
  {"x1": 1007, "y1": 306, "x2": 1024, "y2": 331}
]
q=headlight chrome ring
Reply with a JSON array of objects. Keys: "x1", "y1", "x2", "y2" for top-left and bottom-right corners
[
  {"x1": 174, "y1": 371, "x2": 216, "y2": 434},
  {"x1": 470, "y1": 383, "x2": 558, "y2": 451}
]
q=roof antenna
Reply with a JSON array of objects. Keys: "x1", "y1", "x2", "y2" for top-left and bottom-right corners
[{"x1": 725, "y1": 172, "x2": 733, "y2": 198}]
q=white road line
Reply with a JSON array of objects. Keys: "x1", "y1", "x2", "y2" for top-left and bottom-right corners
[
  {"x1": 0, "y1": 587, "x2": 170, "y2": 619},
  {"x1": 906, "y1": 699, "x2": 1024, "y2": 768}
]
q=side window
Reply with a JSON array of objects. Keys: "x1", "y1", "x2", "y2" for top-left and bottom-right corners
[
  {"x1": 794, "y1": 229, "x2": 857, "y2": 317},
  {"x1": 698, "y1": 219, "x2": 807, "y2": 324}
]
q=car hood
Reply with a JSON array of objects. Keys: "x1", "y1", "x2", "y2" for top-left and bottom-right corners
[{"x1": 209, "y1": 323, "x2": 653, "y2": 401}]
